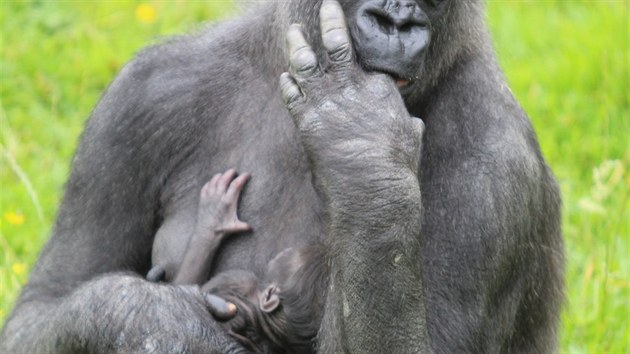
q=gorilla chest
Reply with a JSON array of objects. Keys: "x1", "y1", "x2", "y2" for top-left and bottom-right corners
[{"x1": 152, "y1": 113, "x2": 325, "y2": 278}]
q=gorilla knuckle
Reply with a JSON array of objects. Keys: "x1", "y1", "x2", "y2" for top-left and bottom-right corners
[
  {"x1": 282, "y1": 87, "x2": 302, "y2": 105},
  {"x1": 280, "y1": 79, "x2": 305, "y2": 112},
  {"x1": 328, "y1": 43, "x2": 352, "y2": 64},
  {"x1": 284, "y1": 94, "x2": 305, "y2": 115},
  {"x1": 292, "y1": 47, "x2": 318, "y2": 74},
  {"x1": 324, "y1": 29, "x2": 352, "y2": 62}
]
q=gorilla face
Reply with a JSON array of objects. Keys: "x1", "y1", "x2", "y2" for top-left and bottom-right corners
[{"x1": 339, "y1": 0, "x2": 444, "y2": 89}]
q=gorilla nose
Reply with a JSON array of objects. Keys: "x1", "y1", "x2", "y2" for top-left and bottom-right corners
[
  {"x1": 364, "y1": 0, "x2": 428, "y2": 35},
  {"x1": 353, "y1": 0, "x2": 431, "y2": 80}
]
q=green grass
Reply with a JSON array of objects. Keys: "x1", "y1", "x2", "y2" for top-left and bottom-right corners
[{"x1": 1, "y1": 1, "x2": 628, "y2": 352}]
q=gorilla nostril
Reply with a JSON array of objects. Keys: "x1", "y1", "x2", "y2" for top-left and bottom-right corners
[
  {"x1": 367, "y1": 10, "x2": 396, "y2": 35},
  {"x1": 365, "y1": 7, "x2": 427, "y2": 35}
]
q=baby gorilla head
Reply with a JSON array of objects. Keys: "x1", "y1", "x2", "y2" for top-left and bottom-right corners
[
  {"x1": 259, "y1": 245, "x2": 327, "y2": 352},
  {"x1": 204, "y1": 245, "x2": 327, "y2": 354}
]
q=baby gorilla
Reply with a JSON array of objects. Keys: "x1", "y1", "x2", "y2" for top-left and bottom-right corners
[{"x1": 147, "y1": 170, "x2": 327, "y2": 354}]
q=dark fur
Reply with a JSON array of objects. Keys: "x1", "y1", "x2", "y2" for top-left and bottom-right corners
[
  {"x1": 1, "y1": 1, "x2": 563, "y2": 353},
  {"x1": 200, "y1": 245, "x2": 328, "y2": 354},
  {"x1": 260, "y1": 245, "x2": 329, "y2": 353},
  {"x1": 149, "y1": 178, "x2": 327, "y2": 354}
]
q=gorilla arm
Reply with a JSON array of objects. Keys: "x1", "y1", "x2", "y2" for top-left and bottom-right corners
[
  {"x1": 281, "y1": 2, "x2": 428, "y2": 352},
  {"x1": 0, "y1": 57, "x2": 240, "y2": 353}
]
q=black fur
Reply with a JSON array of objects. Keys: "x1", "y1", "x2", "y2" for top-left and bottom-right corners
[{"x1": 1, "y1": 1, "x2": 563, "y2": 353}]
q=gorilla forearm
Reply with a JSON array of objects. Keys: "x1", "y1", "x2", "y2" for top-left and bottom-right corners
[
  {"x1": 1, "y1": 298, "x2": 62, "y2": 353},
  {"x1": 2, "y1": 274, "x2": 243, "y2": 353},
  {"x1": 314, "y1": 124, "x2": 426, "y2": 352},
  {"x1": 320, "y1": 173, "x2": 427, "y2": 353}
]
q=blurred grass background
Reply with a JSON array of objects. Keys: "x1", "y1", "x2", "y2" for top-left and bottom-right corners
[{"x1": 1, "y1": 1, "x2": 628, "y2": 352}]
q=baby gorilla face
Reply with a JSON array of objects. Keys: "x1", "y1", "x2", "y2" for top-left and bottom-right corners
[
  {"x1": 205, "y1": 247, "x2": 323, "y2": 352},
  {"x1": 203, "y1": 270, "x2": 260, "y2": 305}
]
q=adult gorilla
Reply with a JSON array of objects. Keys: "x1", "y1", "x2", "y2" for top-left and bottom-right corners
[{"x1": 1, "y1": 0, "x2": 563, "y2": 353}]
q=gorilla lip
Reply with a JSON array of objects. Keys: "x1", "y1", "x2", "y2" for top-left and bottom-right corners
[
  {"x1": 370, "y1": 65, "x2": 411, "y2": 88},
  {"x1": 396, "y1": 79, "x2": 410, "y2": 88},
  {"x1": 359, "y1": 61, "x2": 412, "y2": 89}
]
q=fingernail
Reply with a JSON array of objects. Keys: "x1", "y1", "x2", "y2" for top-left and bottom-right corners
[{"x1": 227, "y1": 302, "x2": 237, "y2": 314}]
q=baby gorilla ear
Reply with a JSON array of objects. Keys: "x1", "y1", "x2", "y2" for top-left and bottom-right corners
[{"x1": 259, "y1": 284, "x2": 280, "y2": 313}]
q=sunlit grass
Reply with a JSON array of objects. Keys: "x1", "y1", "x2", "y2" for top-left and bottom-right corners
[
  {"x1": 488, "y1": 2, "x2": 629, "y2": 352},
  {"x1": 1, "y1": 1, "x2": 628, "y2": 352}
]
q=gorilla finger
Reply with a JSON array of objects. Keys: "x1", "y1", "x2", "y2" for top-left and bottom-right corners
[
  {"x1": 280, "y1": 72, "x2": 305, "y2": 113},
  {"x1": 411, "y1": 117, "x2": 426, "y2": 138},
  {"x1": 146, "y1": 266, "x2": 165, "y2": 283},
  {"x1": 287, "y1": 24, "x2": 320, "y2": 82},
  {"x1": 217, "y1": 169, "x2": 237, "y2": 194},
  {"x1": 320, "y1": 0, "x2": 353, "y2": 66},
  {"x1": 410, "y1": 117, "x2": 426, "y2": 149},
  {"x1": 226, "y1": 173, "x2": 251, "y2": 200},
  {"x1": 204, "y1": 293, "x2": 237, "y2": 322}
]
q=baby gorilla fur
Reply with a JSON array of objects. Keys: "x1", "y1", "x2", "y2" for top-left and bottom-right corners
[{"x1": 147, "y1": 170, "x2": 328, "y2": 354}]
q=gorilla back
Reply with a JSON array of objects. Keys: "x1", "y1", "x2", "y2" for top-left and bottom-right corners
[{"x1": 1, "y1": 1, "x2": 563, "y2": 353}]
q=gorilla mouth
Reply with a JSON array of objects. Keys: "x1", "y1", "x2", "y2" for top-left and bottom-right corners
[
  {"x1": 362, "y1": 63, "x2": 413, "y2": 90},
  {"x1": 383, "y1": 70, "x2": 413, "y2": 90},
  {"x1": 391, "y1": 73, "x2": 416, "y2": 96},
  {"x1": 362, "y1": 63, "x2": 413, "y2": 91},
  {"x1": 396, "y1": 78, "x2": 411, "y2": 88}
]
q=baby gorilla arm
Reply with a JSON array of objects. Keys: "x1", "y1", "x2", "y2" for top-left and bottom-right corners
[
  {"x1": 148, "y1": 170, "x2": 251, "y2": 285},
  {"x1": 174, "y1": 170, "x2": 251, "y2": 284}
]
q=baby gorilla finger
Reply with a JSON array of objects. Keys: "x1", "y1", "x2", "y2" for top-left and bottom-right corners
[
  {"x1": 216, "y1": 169, "x2": 238, "y2": 194},
  {"x1": 226, "y1": 173, "x2": 251, "y2": 200},
  {"x1": 201, "y1": 174, "x2": 221, "y2": 199}
]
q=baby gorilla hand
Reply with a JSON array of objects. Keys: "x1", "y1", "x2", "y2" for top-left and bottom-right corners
[{"x1": 197, "y1": 169, "x2": 252, "y2": 237}]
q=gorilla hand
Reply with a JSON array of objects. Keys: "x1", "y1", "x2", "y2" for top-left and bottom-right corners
[{"x1": 280, "y1": 0, "x2": 424, "y2": 179}]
